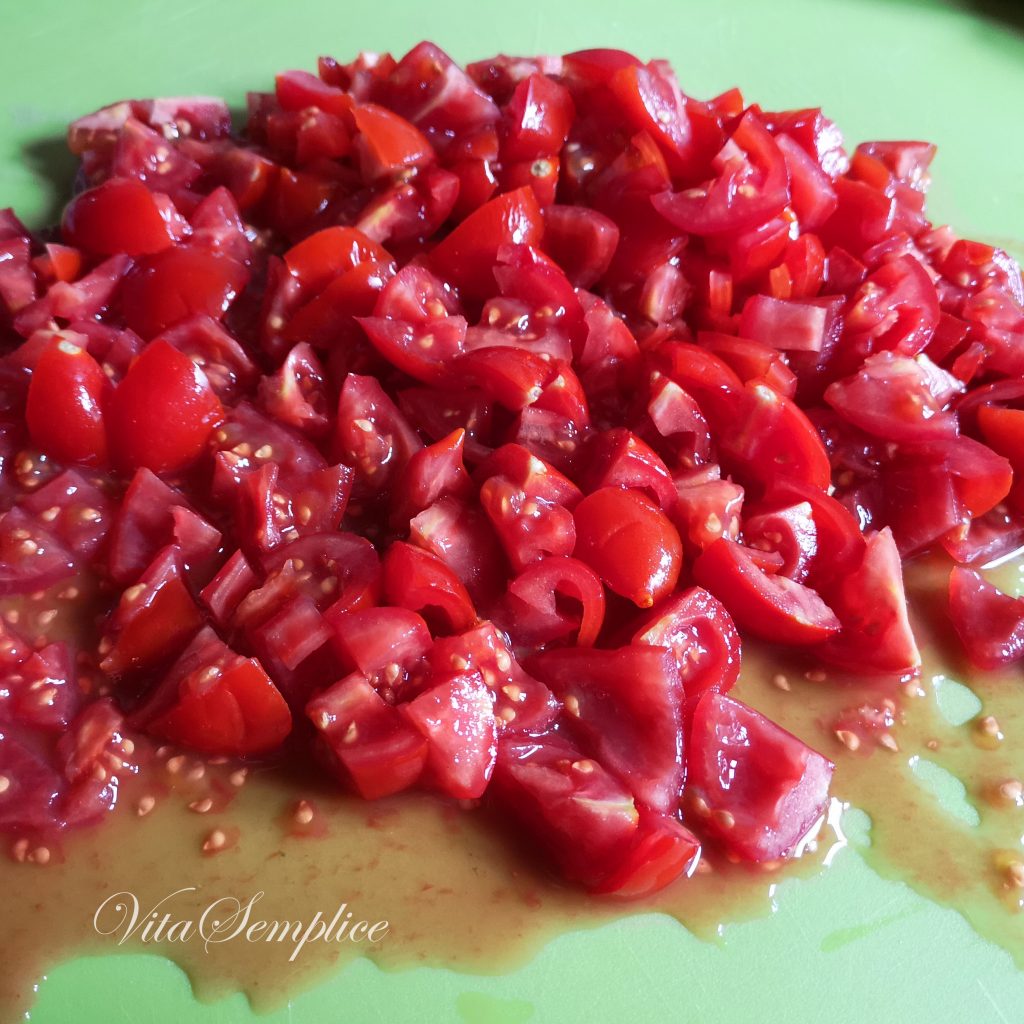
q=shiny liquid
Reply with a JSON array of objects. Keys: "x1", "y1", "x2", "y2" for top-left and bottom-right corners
[{"x1": 2, "y1": 555, "x2": 1022, "y2": 1021}]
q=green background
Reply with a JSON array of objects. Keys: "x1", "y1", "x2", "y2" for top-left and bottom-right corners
[{"x1": 3, "y1": 0, "x2": 1024, "y2": 1020}]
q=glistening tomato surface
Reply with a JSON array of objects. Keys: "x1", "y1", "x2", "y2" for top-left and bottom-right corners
[{"x1": 0, "y1": 39, "x2": 1021, "y2": 908}]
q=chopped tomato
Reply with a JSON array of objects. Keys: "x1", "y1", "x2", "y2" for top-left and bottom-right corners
[
  {"x1": 530, "y1": 645, "x2": 684, "y2": 813},
  {"x1": 693, "y1": 539, "x2": 840, "y2": 646},
  {"x1": 949, "y1": 567, "x2": 1024, "y2": 670},
  {"x1": 26, "y1": 339, "x2": 110, "y2": 466},
  {"x1": 573, "y1": 487, "x2": 682, "y2": 608},
  {"x1": 307, "y1": 674, "x2": 427, "y2": 799},
  {"x1": 62, "y1": 177, "x2": 186, "y2": 256},
  {"x1": 428, "y1": 186, "x2": 544, "y2": 301},
  {"x1": 143, "y1": 629, "x2": 292, "y2": 756},
  {"x1": 107, "y1": 340, "x2": 223, "y2": 475},
  {"x1": 401, "y1": 671, "x2": 497, "y2": 799},
  {"x1": 688, "y1": 693, "x2": 833, "y2": 861}
]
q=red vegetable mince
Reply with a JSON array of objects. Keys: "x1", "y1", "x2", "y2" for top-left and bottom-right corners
[{"x1": 0, "y1": 43, "x2": 1022, "y2": 898}]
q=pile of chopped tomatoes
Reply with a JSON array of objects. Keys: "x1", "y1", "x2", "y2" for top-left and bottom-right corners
[{"x1": 1, "y1": 43, "x2": 1022, "y2": 897}]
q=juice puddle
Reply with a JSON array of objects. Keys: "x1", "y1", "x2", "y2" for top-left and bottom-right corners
[{"x1": 2, "y1": 555, "x2": 1023, "y2": 1020}]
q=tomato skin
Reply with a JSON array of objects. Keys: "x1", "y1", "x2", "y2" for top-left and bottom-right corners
[
  {"x1": 62, "y1": 177, "x2": 185, "y2": 256},
  {"x1": 382, "y1": 541, "x2": 477, "y2": 635},
  {"x1": 573, "y1": 487, "x2": 682, "y2": 609},
  {"x1": 428, "y1": 186, "x2": 544, "y2": 301},
  {"x1": 108, "y1": 340, "x2": 223, "y2": 475},
  {"x1": 121, "y1": 247, "x2": 250, "y2": 338},
  {"x1": 26, "y1": 339, "x2": 110, "y2": 466},
  {"x1": 687, "y1": 692, "x2": 833, "y2": 862},
  {"x1": 949, "y1": 567, "x2": 1024, "y2": 670},
  {"x1": 693, "y1": 539, "x2": 840, "y2": 646},
  {"x1": 500, "y1": 555, "x2": 606, "y2": 648}
]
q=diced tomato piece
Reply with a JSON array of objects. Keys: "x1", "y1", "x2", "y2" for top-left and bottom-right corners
[
  {"x1": 591, "y1": 808, "x2": 701, "y2": 899},
  {"x1": 108, "y1": 340, "x2": 223, "y2": 475},
  {"x1": 671, "y1": 474, "x2": 744, "y2": 555},
  {"x1": 543, "y1": 205, "x2": 620, "y2": 288},
  {"x1": 573, "y1": 487, "x2": 682, "y2": 608},
  {"x1": 531, "y1": 644, "x2": 684, "y2": 813},
  {"x1": 382, "y1": 541, "x2": 477, "y2": 635},
  {"x1": 652, "y1": 113, "x2": 789, "y2": 235},
  {"x1": 0, "y1": 507, "x2": 76, "y2": 595},
  {"x1": 275, "y1": 68, "x2": 353, "y2": 117},
  {"x1": 428, "y1": 186, "x2": 544, "y2": 302},
  {"x1": 0, "y1": 642, "x2": 81, "y2": 733},
  {"x1": 501, "y1": 555, "x2": 606, "y2": 649},
  {"x1": 744, "y1": 501, "x2": 818, "y2": 582},
  {"x1": 490, "y1": 732, "x2": 639, "y2": 887},
  {"x1": 410, "y1": 496, "x2": 507, "y2": 605},
  {"x1": 109, "y1": 468, "x2": 221, "y2": 583},
  {"x1": 693, "y1": 538, "x2": 840, "y2": 645},
  {"x1": 949, "y1": 567, "x2": 1024, "y2": 670},
  {"x1": 121, "y1": 247, "x2": 250, "y2": 339},
  {"x1": 401, "y1": 671, "x2": 497, "y2": 799},
  {"x1": 258, "y1": 343, "x2": 331, "y2": 438},
  {"x1": 334, "y1": 373, "x2": 423, "y2": 492},
  {"x1": 200, "y1": 549, "x2": 258, "y2": 627},
  {"x1": 480, "y1": 475, "x2": 576, "y2": 572},
  {"x1": 631, "y1": 587, "x2": 741, "y2": 702},
  {"x1": 818, "y1": 528, "x2": 920, "y2": 674},
  {"x1": 429, "y1": 622, "x2": 559, "y2": 734},
  {"x1": 688, "y1": 693, "x2": 833, "y2": 862},
  {"x1": 62, "y1": 178, "x2": 186, "y2": 257},
  {"x1": 352, "y1": 103, "x2": 433, "y2": 180},
  {"x1": 26, "y1": 339, "x2": 110, "y2": 466},
  {"x1": 719, "y1": 382, "x2": 832, "y2": 493},
  {"x1": 308, "y1": 673, "x2": 427, "y2": 799},
  {"x1": 100, "y1": 545, "x2": 204, "y2": 675},
  {"x1": 142, "y1": 629, "x2": 292, "y2": 756},
  {"x1": 328, "y1": 607, "x2": 432, "y2": 678},
  {"x1": 392, "y1": 428, "x2": 474, "y2": 526},
  {"x1": 0, "y1": 736, "x2": 62, "y2": 832},
  {"x1": 739, "y1": 295, "x2": 828, "y2": 353}
]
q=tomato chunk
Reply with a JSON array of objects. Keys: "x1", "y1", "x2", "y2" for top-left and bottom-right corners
[
  {"x1": 688, "y1": 693, "x2": 833, "y2": 862},
  {"x1": 693, "y1": 539, "x2": 840, "y2": 645},
  {"x1": 949, "y1": 567, "x2": 1024, "y2": 670},
  {"x1": 573, "y1": 487, "x2": 682, "y2": 608},
  {"x1": 108, "y1": 340, "x2": 223, "y2": 475},
  {"x1": 26, "y1": 339, "x2": 110, "y2": 466},
  {"x1": 143, "y1": 629, "x2": 292, "y2": 756}
]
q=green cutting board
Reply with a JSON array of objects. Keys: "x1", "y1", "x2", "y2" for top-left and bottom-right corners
[{"x1": 2, "y1": 1, "x2": 1024, "y2": 1020}]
